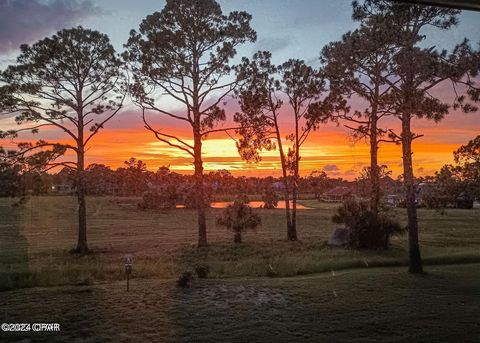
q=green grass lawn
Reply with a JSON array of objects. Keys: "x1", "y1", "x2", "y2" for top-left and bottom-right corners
[
  {"x1": 1, "y1": 197, "x2": 479, "y2": 342},
  {"x1": 1, "y1": 196, "x2": 480, "y2": 289},
  {"x1": 1, "y1": 263, "x2": 479, "y2": 342}
]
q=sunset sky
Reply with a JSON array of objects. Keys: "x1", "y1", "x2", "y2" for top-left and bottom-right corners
[{"x1": 0, "y1": 0, "x2": 479, "y2": 179}]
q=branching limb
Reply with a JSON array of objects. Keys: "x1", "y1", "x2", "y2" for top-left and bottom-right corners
[{"x1": 142, "y1": 109, "x2": 194, "y2": 156}]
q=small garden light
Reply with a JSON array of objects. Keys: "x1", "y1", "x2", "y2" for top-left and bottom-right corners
[{"x1": 124, "y1": 254, "x2": 133, "y2": 291}]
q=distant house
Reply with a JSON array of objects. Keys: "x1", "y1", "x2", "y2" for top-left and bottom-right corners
[
  {"x1": 416, "y1": 182, "x2": 435, "y2": 206},
  {"x1": 385, "y1": 194, "x2": 403, "y2": 207},
  {"x1": 51, "y1": 183, "x2": 75, "y2": 194},
  {"x1": 415, "y1": 182, "x2": 474, "y2": 209},
  {"x1": 320, "y1": 186, "x2": 353, "y2": 203},
  {"x1": 51, "y1": 167, "x2": 76, "y2": 195}
]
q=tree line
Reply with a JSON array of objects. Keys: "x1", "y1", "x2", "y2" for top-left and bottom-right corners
[
  {"x1": 1, "y1": 0, "x2": 479, "y2": 273},
  {"x1": 0, "y1": 159, "x2": 350, "y2": 199}
]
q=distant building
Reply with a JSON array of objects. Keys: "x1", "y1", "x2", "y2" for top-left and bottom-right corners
[
  {"x1": 51, "y1": 183, "x2": 75, "y2": 194},
  {"x1": 320, "y1": 186, "x2": 353, "y2": 203},
  {"x1": 415, "y1": 182, "x2": 435, "y2": 206},
  {"x1": 385, "y1": 194, "x2": 403, "y2": 207},
  {"x1": 415, "y1": 182, "x2": 474, "y2": 209},
  {"x1": 51, "y1": 167, "x2": 76, "y2": 195}
]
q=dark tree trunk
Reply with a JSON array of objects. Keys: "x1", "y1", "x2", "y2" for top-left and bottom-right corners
[
  {"x1": 274, "y1": 116, "x2": 294, "y2": 240},
  {"x1": 283, "y1": 186, "x2": 294, "y2": 239},
  {"x1": 401, "y1": 114, "x2": 423, "y2": 274},
  {"x1": 290, "y1": 184, "x2": 298, "y2": 241},
  {"x1": 74, "y1": 93, "x2": 88, "y2": 254},
  {"x1": 369, "y1": 83, "x2": 381, "y2": 220},
  {"x1": 370, "y1": 115, "x2": 380, "y2": 219},
  {"x1": 194, "y1": 132, "x2": 207, "y2": 247},
  {"x1": 290, "y1": 114, "x2": 300, "y2": 241},
  {"x1": 75, "y1": 147, "x2": 89, "y2": 254}
]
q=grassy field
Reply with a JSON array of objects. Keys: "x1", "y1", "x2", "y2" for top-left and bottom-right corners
[
  {"x1": 1, "y1": 263, "x2": 479, "y2": 342},
  {"x1": 1, "y1": 196, "x2": 480, "y2": 290}
]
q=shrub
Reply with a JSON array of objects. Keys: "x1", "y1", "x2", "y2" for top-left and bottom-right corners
[
  {"x1": 176, "y1": 271, "x2": 193, "y2": 288},
  {"x1": 216, "y1": 199, "x2": 261, "y2": 243},
  {"x1": 261, "y1": 187, "x2": 279, "y2": 209},
  {"x1": 138, "y1": 189, "x2": 177, "y2": 210},
  {"x1": 332, "y1": 199, "x2": 404, "y2": 249},
  {"x1": 194, "y1": 263, "x2": 210, "y2": 278}
]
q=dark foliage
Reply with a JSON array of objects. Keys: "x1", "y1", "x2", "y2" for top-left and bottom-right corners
[
  {"x1": 216, "y1": 199, "x2": 261, "y2": 243},
  {"x1": 176, "y1": 271, "x2": 193, "y2": 288},
  {"x1": 261, "y1": 187, "x2": 279, "y2": 209},
  {"x1": 0, "y1": 159, "x2": 21, "y2": 197},
  {"x1": 332, "y1": 198, "x2": 404, "y2": 249},
  {"x1": 194, "y1": 263, "x2": 210, "y2": 279},
  {"x1": 138, "y1": 190, "x2": 177, "y2": 210}
]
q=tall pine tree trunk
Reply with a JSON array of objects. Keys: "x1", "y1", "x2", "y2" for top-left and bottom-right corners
[
  {"x1": 290, "y1": 115, "x2": 300, "y2": 241},
  {"x1": 75, "y1": 98, "x2": 88, "y2": 254},
  {"x1": 290, "y1": 184, "x2": 298, "y2": 241},
  {"x1": 370, "y1": 115, "x2": 380, "y2": 218},
  {"x1": 75, "y1": 146, "x2": 88, "y2": 253},
  {"x1": 194, "y1": 131, "x2": 207, "y2": 247},
  {"x1": 369, "y1": 84, "x2": 381, "y2": 219},
  {"x1": 274, "y1": 117, "x2": 294, "y2": 240},
  {"x1": 401, "y1": 114, "x2": 423, "y2": 273}
]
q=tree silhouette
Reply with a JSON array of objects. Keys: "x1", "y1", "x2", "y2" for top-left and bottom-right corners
[
  {"x1": 0, "y1": 27, "x2": 125, "y2": 253},
  {"x1": 452, "y1": 136, "x2": 480, "y2": 201},
  {"x1": 84, "y1": 164, "x2": 116, "y2": 195},
  {"x1": 117, "y1": 157, "x2": 149, "y2": 195},
  {"x1": 321, "y1": 21, "x2": 397, "y2": 219},
  {"x1": 235, "y1": 51, "x2": 333, "y2": 240},
  {"x1": 216, "y1": 199, "x2": 261, "y2": 244},
  {"x1": 0, "y1": 157, "x2": 21, "y2": 197},
  {"x1": 124, "y1": 0, "x2": 256, "y2": 247},
  {"x1": 353, "y1": 0, "x2": 478, "y2": 273},
  {"x1": 306, "y1": 170, "x2": 331, "y2": 199}
]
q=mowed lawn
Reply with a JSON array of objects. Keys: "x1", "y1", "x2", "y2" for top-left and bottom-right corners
[
  {"x1": 1, "y1": 196, "x2": 480, "y2": 289},
  {"x1": 1, "y1": 264, "x2": 479, "y2": 342}
]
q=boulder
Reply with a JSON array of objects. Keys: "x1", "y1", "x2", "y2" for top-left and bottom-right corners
[{"x1": 327, "y1": 228, "x2": 349, "y2": 247}]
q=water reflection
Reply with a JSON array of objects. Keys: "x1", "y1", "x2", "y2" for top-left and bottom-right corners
[{"x1": 176, "y1": 201, "x2": 312, "y2": 209}]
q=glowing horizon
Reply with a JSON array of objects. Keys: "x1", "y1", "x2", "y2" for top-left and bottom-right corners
[{"x1": 4, "y1": 107, "x2": 474, "y2": 180}]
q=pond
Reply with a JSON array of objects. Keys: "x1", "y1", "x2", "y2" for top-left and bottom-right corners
[
  {"x1": 213, "y1": 201, "x2": 312, "y2": 209},
  {"x1": 175, "y1": 201, "x2": 313, "y2": 209},
  {"x1": 177, "y1": 201, "x2": 311, "y2": 209}
]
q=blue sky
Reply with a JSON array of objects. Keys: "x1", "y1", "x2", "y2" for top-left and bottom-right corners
[{"x1": 1, "y1": 0, "x2": 479, "y2": 66}]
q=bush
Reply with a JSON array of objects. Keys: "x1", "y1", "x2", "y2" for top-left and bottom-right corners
[
  {"x1": 216, "y1": 199, "x2": 261, "y2": 243},
  {"x1": 194, "y1": 263, "x2": 210, "y2": 278},
  {"x1": 138, "y1": 189, "x2": 177, "y2": 210},
  {"x1": 261, "y1": 187, "x2": 279, "y2": 209},
  {"x1": 176, "y1": 271, "x2": 193, "y2": 288},
  {"x1": 332, "y1": 199, "x2": 404, "y2": 249}
]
